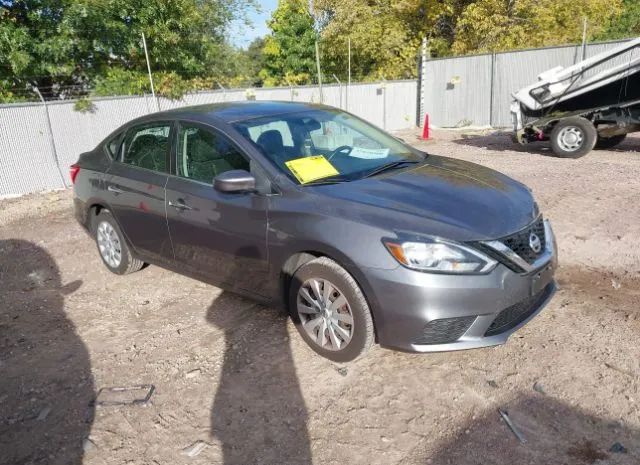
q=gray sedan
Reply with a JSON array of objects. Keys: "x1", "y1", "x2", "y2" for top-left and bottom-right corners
[{"x1": 72, "y1": 102, "x2": 557, "y2": 362}]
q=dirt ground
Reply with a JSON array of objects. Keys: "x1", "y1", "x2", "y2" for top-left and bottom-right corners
[{"x1": 1, "y1": 129, "x2": 639, "y2": 465}]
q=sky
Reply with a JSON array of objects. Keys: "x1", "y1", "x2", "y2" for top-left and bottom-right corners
[{"x1": 228, "y1": 0, "x2": 279, "y2": 49}]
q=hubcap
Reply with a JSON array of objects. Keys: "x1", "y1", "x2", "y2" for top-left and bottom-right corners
[
  {"x1": 97, "y1": 221, "x2": 122, "y2": 268},
  {"x1": 297, "y1": 278, "x2": 354, "y2": 351},
  {"x1": 558, "y1": 126, "x2": 584, "y2": 152}
]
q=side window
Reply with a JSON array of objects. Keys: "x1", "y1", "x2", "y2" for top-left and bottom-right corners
[
  {"x1": 177, "y1": 124, "x2": 249, "y2": 184},
  {"x1": 121, "y1": 123, "x2": 171, "y2": 172},
  {"x1": 104, "y1": 133, "x2": 122, "y2": 159}
]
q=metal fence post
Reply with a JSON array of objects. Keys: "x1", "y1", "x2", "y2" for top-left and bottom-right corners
[
  {"x1": 489, "y1": 52, "x2": 496, "y2": 127},
  {"x1": 33, "y1": 87, "x2": 67, "y2": 189},
  {"x1": 378, "y1": 81, "x2": 387, "y2": 130},
  {"x1": 217, "y1": 82, "x2": 227, "y2": 102},
  {"x1": 332, "y1": 74, "x2": 342, "y2": 109},
  {"x1": 347, "y1": 37, "x2": 351, "y2": 111},
  {"x1": 581, "y1": 18, "x2": 588, "y2": 61},
  {"x1": 142, "y1": 32, "x2": 160, "y2": 112},
  {"x1": 418, "y1": 37, "x2": 428, "y2": 126},
  {"x1": 315, "y1": 41, "x2": 324, "y2": 104}
]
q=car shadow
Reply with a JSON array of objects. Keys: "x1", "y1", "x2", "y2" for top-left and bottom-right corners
[
  {"x1": 452, "y1": 130, "x2": 640, "y2": 155},
  {"x1": 0, "y1": 239, "x2": 94, "y2": 465},
  {"x1": 452, "y1": 131, "x2": 555, "y2": 155},
  {"x1": 410, "y1": 394, "x2": 639, "y2": 464},
  {"x1": 206, "y1": 291, "x2": 312, "y2": 465}
]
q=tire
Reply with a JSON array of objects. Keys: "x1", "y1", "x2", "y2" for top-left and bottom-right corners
[
  {"x1": 92, "y1": 210, "x2": 144, "y2": 275},
  {"x1": 288, "y1": 257, "x2": 374, "y2": 362},
  {"x1": 550, "y1": 117, "x2": 597, "y2": 158},
  {"x1": 595, "y1": 134, "x2": 627, "y2": 150}
]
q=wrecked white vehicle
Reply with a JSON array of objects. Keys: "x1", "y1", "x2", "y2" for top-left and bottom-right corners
[{"x1": 512, "y1": 38, "x2": 640, "y2": 157}]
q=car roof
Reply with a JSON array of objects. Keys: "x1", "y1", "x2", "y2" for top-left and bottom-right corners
[{"x1": 150, "y1": 101, "x2": 334, "y2": 124}]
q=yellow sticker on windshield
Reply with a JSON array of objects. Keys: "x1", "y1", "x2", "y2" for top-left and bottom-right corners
[{"x1": 285, "y1": 155, "x2": 340, "y2": 184}]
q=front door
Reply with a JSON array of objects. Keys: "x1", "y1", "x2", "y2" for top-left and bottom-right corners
[
  {"x1": 165, "y1": 122, "x2": 269, "y2": 297},
  {"x1": 104, "y1": 121, "x2": 173, "y2": 263}
]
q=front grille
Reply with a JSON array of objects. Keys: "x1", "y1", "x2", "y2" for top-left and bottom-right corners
[
  {"x1": 485, "y1": 284, "x2": 553, "y2": 337},
  {"x1": 501, "y1": 217, "x2": 546, "y2": 264},
  {"x1": 413, "y1": 316, "x2": 476, "y2": 345}
]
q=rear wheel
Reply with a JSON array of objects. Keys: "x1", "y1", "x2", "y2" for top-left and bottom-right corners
[
  {"x1": 595, "y1": 134, "x2": 627, "y2": 150},
  {"x1": 92, "y1": 210, "x2": 144, "y2": 275},
  {"x1": 550, "y1": 117, "x2": 597, "y2": 158},
  {"x1": 288, "y1": 257, "x2": 374, "y2": 362}
]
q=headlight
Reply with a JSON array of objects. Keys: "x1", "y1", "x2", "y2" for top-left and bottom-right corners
[{"x1": 383, "y1": 238, "x2": 497, "y2": 274}]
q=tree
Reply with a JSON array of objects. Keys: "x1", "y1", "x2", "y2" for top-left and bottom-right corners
[
  {"x1": 598, "y1": 0, "x2": 640, "y2": 40},
  {"x1": 315, "y1": 0, "x2": 426, "y2": 81},
  {"x1": 260, "y1": 0, "x2": 317, "y2": 86},
  {"x1": 451, "y1": 0, "x2": 623, "y2": 54},
  {"x1": 314, "y1": 0, "x2": 463, "y2": 81},
  {"x1": 234, "y1": 37, "x2": 266, "y2": 87},
  {"x1": 314, "y1": 0, "x2": 629, "y2": 82},
  {"x1": 0, "y1": 0, "x2": 256, "y2": 101}
]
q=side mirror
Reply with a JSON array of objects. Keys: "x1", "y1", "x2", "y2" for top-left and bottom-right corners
[{"x1": 213, "y1": 170, "x2": 256, "y2": 193}]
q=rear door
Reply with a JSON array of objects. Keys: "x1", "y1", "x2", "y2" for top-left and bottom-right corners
[
  {"x1": 104, "y1": 121, "x2": 174, "y2": 263},
  {"x1": 165, "y1": 121, "x2": 270, "y2": 297}
]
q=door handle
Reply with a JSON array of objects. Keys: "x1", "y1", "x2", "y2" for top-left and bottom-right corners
[
  {"x1": 168, "y1": 200, "x2": 193, "y2": 211},
  {"x1": 107, "y1": 185, "x2": 124, "y2": 194}
]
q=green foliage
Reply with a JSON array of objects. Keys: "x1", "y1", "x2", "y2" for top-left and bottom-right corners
[
  {"x1": 312, "y1": 0, "x2": 628, "y2": 81},
  {"x1": 0, "y1": 0, "x2": 256, "y2": 102},
  {"x1": 451, "y1": 0, "x2": 622, "y2": 54},
  {"x1": 598, "y1": 0, "x2": 640, "y2": 40},
  {"x1": 155, "y1": 73, "x2": 194, "y2": 100},
  {"x1": 1, "y1": 0, "x2": 638, "y2": 103},
  {"x1": 241, "y1": 38, "x2": 267, "y2": 87},
  {"x1": 260, "y1": 0, "x2": 317, "y2": 86},
  {"x1": 314, "y1": 0, "x2": 454, "y2": 81},
  {"x1": 93, "y1": 69, "x2": 151, "y2": 96},
  {"x1": 93, "y1": 69, "x2": 247, "y2": 100},
  {"x1": 73, "y1": 98, "x2": 95, "y2": 113}
]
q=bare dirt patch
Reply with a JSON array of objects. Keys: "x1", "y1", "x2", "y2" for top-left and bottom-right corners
[{"x1": 1, "y1": 130, "x2": 639, "y2": 465}]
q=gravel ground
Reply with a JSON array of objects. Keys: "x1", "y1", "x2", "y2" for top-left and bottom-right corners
[{"x1": 1, "y1": 129, "x2": 639, "y2": 465}]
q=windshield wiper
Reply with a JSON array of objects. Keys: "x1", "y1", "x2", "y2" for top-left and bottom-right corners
[
  {"x1": 361, "y1": 160, "x2": 421, "y2": 179},
  {"x1": 302, "y1": 175, "x2": 351, "y2": 186}
]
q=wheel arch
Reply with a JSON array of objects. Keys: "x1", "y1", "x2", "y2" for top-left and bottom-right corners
[
  {"x1": 279, "y1": 249, "x2": 380, "y2": 342},
  {"x1": 88, "y1": 203, "x2": 107, "y2": 222},
  {"x1": 86, "y1": 201, "x2": 138, "y2": 257},
  {"x1": 542, "y1": 113, "x2": 595, "y2": 133}
]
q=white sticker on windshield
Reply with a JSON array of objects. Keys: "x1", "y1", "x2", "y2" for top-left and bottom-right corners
[{"x1": 349, "y1": 147, "x2": 390, "y2": 159}]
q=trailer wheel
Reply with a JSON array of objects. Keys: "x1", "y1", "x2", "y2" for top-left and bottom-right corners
[
  {"x1": 595, "y1": 134, "x2": 627, "y2": 150},
  {"x1": 550, "y1": 117, "x2": 597, "y2": 158}
]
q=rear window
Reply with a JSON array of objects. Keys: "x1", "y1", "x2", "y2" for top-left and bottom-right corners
[{"x1": 246, "y1": 120, "x2": 294, "y2": 147}]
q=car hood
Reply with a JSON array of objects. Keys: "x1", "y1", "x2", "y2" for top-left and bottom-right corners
[{"x1": 311, "y1": 155, "x2": 538, "y2": 241}]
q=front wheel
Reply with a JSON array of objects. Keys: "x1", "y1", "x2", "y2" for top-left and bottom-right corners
[
  {"x1": 288, "y1": 257, "x2": 374, "y2": 362},
  {"x1": 550, "y1": 117, "x2": 597, "y2": 158},
  {"x1": 595, "y1": 134, "x2": 627, "y2": 150}
]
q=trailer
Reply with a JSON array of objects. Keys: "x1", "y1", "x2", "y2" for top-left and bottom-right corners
[{"x1": 512, "y1": 38, "x2": 640, "y2": 158}]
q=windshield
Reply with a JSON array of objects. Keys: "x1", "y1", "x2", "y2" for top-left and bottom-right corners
[{"x1": 232, "y1": 109, "x2": 425, "y2": 185}]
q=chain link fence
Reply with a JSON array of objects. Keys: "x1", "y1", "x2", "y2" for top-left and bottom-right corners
[{"x1": 0, "y1": 80, "x2": 418, "y2": 197}]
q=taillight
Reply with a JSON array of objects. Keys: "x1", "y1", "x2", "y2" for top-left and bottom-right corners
[{"x1": 69, "y1": 164, "x2": 80, "y2": 185}]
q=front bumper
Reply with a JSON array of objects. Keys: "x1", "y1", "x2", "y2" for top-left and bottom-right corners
[{"x1": 365, "y1": 222, "x2": 558, "y2": 353}]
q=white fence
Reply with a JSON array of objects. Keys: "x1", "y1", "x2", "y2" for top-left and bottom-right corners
[
  {"x1": 0, "y1": 80, "x2": 418, "y2": 197},
  {"x1": 419, "y1": 39, "x2": 634, "y2": 128}
]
